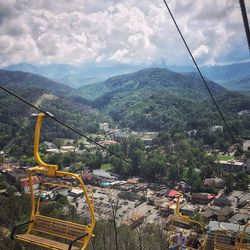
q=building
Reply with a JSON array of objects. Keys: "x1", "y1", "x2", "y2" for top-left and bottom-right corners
[
  {"x1": 46, "y1": 148, "x2": 59, "y2": 153},
  {"x1": 70, "y1": 189, "x2": 84, "y2": 197},
  {"x1": 165, "y1": 189, "x2": 179, "y2": 199},
  {"x1": 20, "y1": 175, "x2": 42, "y2": 193},
  {"x1": 118, "y1": 191, "x2": 146, "y2": 202},
  {"x1": 123, "y1": 213, "x2": 144, "y2": 229},
  {"x1": 213, "y1": 196, "x2": 231, "y2": 207},
  {"x1": 42, "y1": 141, "x2": 56, "y2": 149},
  {"x1": 111, "y1": 131, "x2": 128, "y2": 142},
  {"x1": 218, "y1": 160, "x2": 245, "y2": 172},
  {"x1": 215, "y1": 206, "x2": 234, "y2": 221},
  {"x1": 127, "y1": 177, "x2": 140, "y2": 184},
  {"x1": 99, "y1": 123, "x2": 109, "y2": 132},
  {"x1": 243, "y1": 140, "x2": 250, "y2": 152},
  {"x1": 203, "y1": 177, "x2": 225, "y2": 189},
  {"x1": 176, "y1": 181, "x2": 191, "y2": 193},
  {"x1": 207, "y1": 220, "x2": 250, "y2": 234},
  {"x1": 229, "y1": 213, "x2": 250, "y2": 225},
  {"x1": 202, "y1": 206, "x2": 234, "y2": 221},
  {"x1": 164, "y1": 215, "x2": 191, "y2": 229},
  {"x1": 159, "y1": 202, "x2": 170, "y2": 217},
  {"x1": 238, "y1": 110, "x2": 250, "y2": 116},
  {"x1": 211, "y1": 125, "x2": 223, "y2": 132},
  {"x1": 0, "y1": 163, "x2": 19, "y2": 173},
  {"x1": 60, "y1": 146, "x2": 76, "y2": 153},
  {"x1": 180, "y1": 204, "x2": 199, "y2": 216},
  {"x1": 191, "y1": 193, "x2": 215, "y2": 204},
  {"x1": 93, "y1": 169, "x2": 116, "y2": 180}
]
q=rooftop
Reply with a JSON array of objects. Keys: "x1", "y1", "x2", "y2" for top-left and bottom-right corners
[{"x1": 208, "y1": 221, "x2": 250, "y2": 234}]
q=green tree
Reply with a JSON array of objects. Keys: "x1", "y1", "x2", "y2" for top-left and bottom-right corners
[
  {"x1": 225, "y1": 174, "x2": 234, "y2": 194},
  {"x1": 235, "y1": 172, "x2": 249, "y2": 191},
  {"x1": 142, "y1": 151, "x2": 165, "y2": 180}
]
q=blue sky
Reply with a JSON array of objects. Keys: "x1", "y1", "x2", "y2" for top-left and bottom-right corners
[{"x1": 0, "y1": 0, "x2": 249, "y2": 67}]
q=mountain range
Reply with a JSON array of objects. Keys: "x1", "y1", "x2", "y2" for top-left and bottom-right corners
[
  {"x1": 3, "y1": 61, "x2": 250, "y2": 92},
  {"x1": 0, "y1": 65, "x2": 250, "y2": 141},
  {"x1": 76, "y1": 68, "x2": 250, "y2": 131},
  {"x1": 1, "y1": 67, "x2": 249, "y2": 137},
  {"x1": 0, "y1": 70, "x2": 111, "y2": 155},
  {"x1": 221, "y1": 74, "x2": 250, "y2": 92},
  {"x1": 3, "y1": 63, "x2": 143, "y2": 89}
]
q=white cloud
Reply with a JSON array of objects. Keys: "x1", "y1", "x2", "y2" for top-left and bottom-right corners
[
  {"x1": 193, "y1": 45, "x2": 210, "y2": 59},
  {"x1": 0, "y1": 0, "x2": 249, "y2": 67}
]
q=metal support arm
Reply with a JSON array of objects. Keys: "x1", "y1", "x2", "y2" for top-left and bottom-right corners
[
  {"x1": 68, "y1": 233, "x2": 88, "y2": 250},
  {"x1": 33, "y1": 112, "x2": 58, "y2": 176},
  {"x1": 11, "y1": 220, "x2": 33, "y2": 240}
]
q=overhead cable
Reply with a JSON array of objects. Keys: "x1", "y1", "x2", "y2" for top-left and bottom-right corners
[
  {"x1": 162, "y1": 0, "x2": 241, "y2": 151},
  {"x1": 239, "y1": 0, "x2": 250, "y2": 51}
]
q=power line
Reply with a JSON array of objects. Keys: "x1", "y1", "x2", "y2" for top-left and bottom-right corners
[
  {"x1": 162, "y1": 0, "x2": 241, "y2": 151},
  {"x1": 239, "y1": 0, "x2": 250, "y2": 51},
  {"x1": 0, "y1": 85, "x2": 133, "y2": 166}
]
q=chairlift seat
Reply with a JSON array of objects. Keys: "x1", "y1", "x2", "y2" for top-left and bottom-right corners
[
  {"x1": 214, "y1": 243, "x2": 237, "y2": 250},
  {"x1": 11, "y1": 113, "x2": 96, "y2": 250},
  {"x1": 13, "y1": 214, "x2": 90, "y2": 250},
  {"x1": 15, "y1": 234, "x2": 80, "y2": 250}
]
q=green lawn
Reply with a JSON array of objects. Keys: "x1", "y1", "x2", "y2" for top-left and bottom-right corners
[
  {"x1": 101, "y1": 163, "x2": 112, "y2": 171},
  {"x1": 216, "y1": 155, "x2": 234, "y2": 161}
]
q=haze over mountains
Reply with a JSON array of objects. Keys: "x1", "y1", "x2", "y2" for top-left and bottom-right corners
[
  {"x1": 3, "y1": 63, "x2": 143, "y2": 89},
  {"x1": 3, "y1": 61, "x2": 250, "y2": 92}
]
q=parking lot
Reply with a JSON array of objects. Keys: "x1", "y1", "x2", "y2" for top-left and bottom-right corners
[{"x1": 70, "y1": 186, "x2": 162, "y2": 226}]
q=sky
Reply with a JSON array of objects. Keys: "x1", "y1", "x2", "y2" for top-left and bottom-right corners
[{"x1": 0, "y1": 0, "x2": 250, "y2": 67}]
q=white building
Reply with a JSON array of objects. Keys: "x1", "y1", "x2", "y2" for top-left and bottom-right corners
[
  {"x1": 211, "y1": 125, "x2": 223, "y2": 132},
  {"x1": 243, "y1": 140, "x2": 250, "y2": 152},
  {"x1": 238, "y1": 110, "x2": 250, "y2": 116},
  {"x1": 60, "y1": 146, "x2": 76, "y2": 153},
  {"x1": 99, "y1": 123, "x2": 109, "y2": 132}
]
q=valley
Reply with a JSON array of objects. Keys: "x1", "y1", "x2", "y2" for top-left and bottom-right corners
[{"x1": 0, "y1": 66, "x2": 250, "y2": 250}]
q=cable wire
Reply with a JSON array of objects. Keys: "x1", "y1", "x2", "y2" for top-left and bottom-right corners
[
  {"x1": 239, "y1": 0, "x2": 250, "y2": 51},
  {"x1": 162, "y1": 0, "x2": 241, "y2": 151},
  {"x1": 0, "y1": 85, "x2": 133, "y2": 166}
]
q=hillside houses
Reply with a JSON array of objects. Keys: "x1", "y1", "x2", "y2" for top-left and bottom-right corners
[
  {"x1": 203, "y1": 177, "x2": 225, "y2": 189},
  {"x1": 217, "y1": 160, "x2": 249, "y2": 172},
  {"x1": 20, "y1": 175, "x2": 42, "y2": 193},
  {"x1": 191, "y1": 193, "x2": 215, "y2": 205}
]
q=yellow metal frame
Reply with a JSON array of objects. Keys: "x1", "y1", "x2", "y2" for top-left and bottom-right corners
[
  {"x1": 213, "y1": 220, "x2": 250, "y2": 250},
  {"x1": 24, "y1": 112, "x2": 96, "y2": 250},
  {"x1": 168, "y1": 194, "x2": 207, "y2": 250},
  {"x1": 213, "y1": 222, "x2": 237, "y2": 250},
  {"x1": 238, "y1": 221, "x2": 250, "y2": 250}
]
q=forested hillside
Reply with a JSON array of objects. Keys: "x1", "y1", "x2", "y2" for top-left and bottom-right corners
[
  {"x1": 78, "y1": 68, "x2": 226, "y2": 100},
  {"x1": 0, "y1": 71, "x2": 111, "y2": 158},
  {"x1": 76, "y1": 68, "x2": 250, "y2": 138},
  {"x1": 1, "y1": 68, "x2": 250, "y2": 157},
  {"x1": 220, "y1": 74, "x2": 250, "y2": 92}
]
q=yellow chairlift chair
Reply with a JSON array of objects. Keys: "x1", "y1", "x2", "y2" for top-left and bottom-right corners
[
  {"x1": 238, "y1": 221, "x2": 250, "y2": 250},
  {"x1": 11, "y1": 112, "x2": 96, "y2": 250},
  {"x1": 213, "y1": 219, "x2": 250, "y2": 250},
  {"x1": 213, "y1": 221, "x2": 239, "y2": 250},
  {"x1": 167, "y1": 194, "x2": 207, "y2": 250}
]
